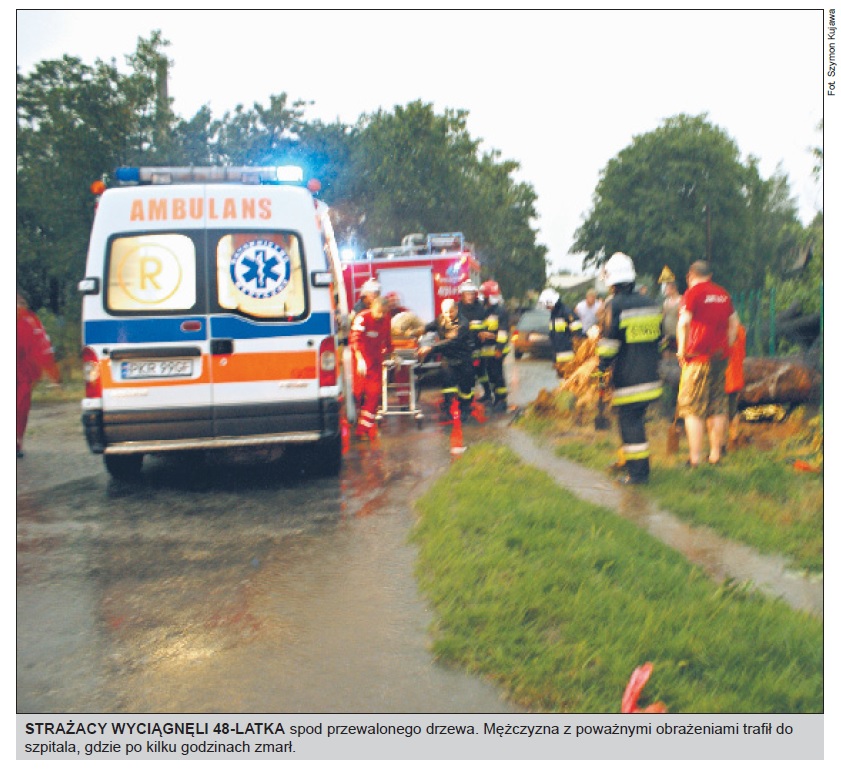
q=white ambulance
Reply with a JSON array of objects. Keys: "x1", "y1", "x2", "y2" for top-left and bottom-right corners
[{"x1": 78, "y1": 165, "x2": 349, "y2": 479}]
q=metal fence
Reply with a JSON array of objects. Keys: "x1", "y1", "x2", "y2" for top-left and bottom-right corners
[{"x1": 733, "y1": 286, "x2": 823, "y2": 358}]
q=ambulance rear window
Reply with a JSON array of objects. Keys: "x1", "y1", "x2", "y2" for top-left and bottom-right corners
[
  {"x1": 216, "y1": 231, "x2": 307, "y2": 320},
  {"x1": 106, "y1": 234, "x2": 197, "y2": 312}
]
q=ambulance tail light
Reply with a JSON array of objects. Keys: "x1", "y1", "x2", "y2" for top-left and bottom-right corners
[
  {"x1": 319, "y1": 337, "x2": 338, "y2": 388},
  {"x1": 82, "y1": 347, "x2": 102, "y2": 399}
]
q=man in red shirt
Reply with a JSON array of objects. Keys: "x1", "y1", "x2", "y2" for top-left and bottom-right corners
[{"x1": 676, "y1": 261, "x2": 740, "y2": 466}]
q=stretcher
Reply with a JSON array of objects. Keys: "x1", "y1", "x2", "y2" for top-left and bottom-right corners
[{"x1": 377, "y1": 339, "x2": 424, "y2": 427}]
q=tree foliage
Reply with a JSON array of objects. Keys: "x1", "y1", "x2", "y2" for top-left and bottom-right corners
[
  {"x1": 571, "y1": 114, "x2": 805, "y2": 294},
  {"x1": 17, "y1": 37, "x2": 547, "y2": 316},
  {"x1": 340, "y1": 101, "x2": 546, "y2": 297},
  {"x1": 16, "y1": 32, "x2": 172, "y2": 314}
]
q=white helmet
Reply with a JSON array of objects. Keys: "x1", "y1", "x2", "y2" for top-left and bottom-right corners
[
  {"x1": 459, "y1": 280, "x2": 478, "y2": 295},
  {"x1": 601, "y1": 252, "x2": 636, "y2": 287},
  {"x1": 360, "y1": 279, "x2": 381, "y2": 297},
  {"x1": 538, "y1": 288, "x2": 559, "y2": 309}
]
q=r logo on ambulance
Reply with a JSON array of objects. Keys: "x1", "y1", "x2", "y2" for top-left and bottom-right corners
[{"x1": 79, "y1": 166, "x2": 349, "y2": 479}]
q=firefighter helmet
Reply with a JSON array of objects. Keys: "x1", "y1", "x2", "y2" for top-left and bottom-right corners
[
  {"x1": 480, "y1": 280, "x2": 501, "y2": 299},
  {"x1": 360, "y1": 279, "x2": 381, "y2": 297},
  {"x1": 538, "y1": 288, "x2": 559, "y2": 309},
  {"x1": 601, "y1": 252, "x2": 636, "y2": 287},
  {"x1": 459, "y1": 280, "x2": 478, "y2": 295}
]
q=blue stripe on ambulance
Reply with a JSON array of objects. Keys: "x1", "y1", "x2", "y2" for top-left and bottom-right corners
[{"x1": 84, "y1": 312, "x2": 332, "y2": 345}]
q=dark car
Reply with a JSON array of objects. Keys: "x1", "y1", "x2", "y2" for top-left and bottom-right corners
[{"x1": 512, "y1": 307, "x2": 553, "y2": 360}]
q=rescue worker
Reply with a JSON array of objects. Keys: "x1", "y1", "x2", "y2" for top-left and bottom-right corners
[
  {"x1": 17, "y1": 292, "x2": 60, "y2": 457},
  {"x1": 418, "y1": 298, "x2": 474, "y2": 420},
  {"x1": 595, "y1": 252, "x2": 663, "y2": 484},
  {"x1": 478, "y1": 280, "x2": 511, "y2": 412},
  {"x1": 351, "y1": 279, "x2": 381, "y2": 319},
  {"x1": 548, "y1": 292, "x2": 582, "y2": 379},
  {"x1": 456, "y1": 280, "x2": 484, "y2": 410},
  {"x1": 349, "y1": 295, "x2": 392, "y2": 439}
]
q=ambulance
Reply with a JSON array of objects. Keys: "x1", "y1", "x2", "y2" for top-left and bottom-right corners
[{"x1": 78, "y1": 165, "x2": 349, "y2": 479}]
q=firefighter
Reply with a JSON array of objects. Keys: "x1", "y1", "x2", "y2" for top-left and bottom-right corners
[
  {"x1": 349, "y1": 295, "x2": 392, "y2": 439},
  {"x1": 418, "y1": 298, "x2": 474, "y2": 420},
  {"x1": 595, "y1": 252, "x2": 663, "y2": 484},
  {"x1": 457, "y1": 280, "x2": 485, "y2": 407},
  {"x1": 479, "y1": 280, "x2": 510, "y2": 412},
  {"x1": 548, "y1": 292, "x2": 582, "y2": 379}
]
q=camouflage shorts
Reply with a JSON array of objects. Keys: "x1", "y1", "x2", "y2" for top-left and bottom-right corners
[{"x1": 677, "y1": 359, "x2": 728, "y2": 419}]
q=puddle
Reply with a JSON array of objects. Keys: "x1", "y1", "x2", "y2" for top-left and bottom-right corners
[{"x1": 504, "y1": 428, "x2": 823, "y2": 618}]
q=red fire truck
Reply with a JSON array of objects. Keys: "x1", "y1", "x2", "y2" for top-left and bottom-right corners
[{"x1": 341, "y1": 232, "x2": 481, "y2": 323}]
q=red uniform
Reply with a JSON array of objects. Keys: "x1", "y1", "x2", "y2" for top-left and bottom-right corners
[
  {"x1": 681, "y1": 280, "x2": 734, "y2": 362},
  {"x1": 349, "y1": 309, "x2": 392, "y2": 436},
  {"x1": 17, "y1": 306, "x2": 60, "y2": 454}
]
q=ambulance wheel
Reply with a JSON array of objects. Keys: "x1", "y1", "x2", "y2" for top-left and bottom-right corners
[
  {"x1": 104, "y1": 453, "x2": 143, "y2": 480},
  {"x1": 320, "y1": 435, "x2": 342, "y2": 476},
  {"x1": 299, "y1": 436, "x2": 342, "y2": 477}
]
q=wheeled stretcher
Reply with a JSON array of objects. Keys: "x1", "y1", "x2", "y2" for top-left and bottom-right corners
[{"x1": 377, "y1": 340, "x2": 424, "y2": 427}]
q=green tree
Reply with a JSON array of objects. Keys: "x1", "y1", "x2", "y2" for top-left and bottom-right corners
[
  {"x1": 572, "y1": 113, "x2": 760, "y2": 291},
  {"x1": 342, "y1": 100, "x2": 546, "y2": 297},
  {"x1": 16, "y1": 31, "x2": 173, "y2": 315}
]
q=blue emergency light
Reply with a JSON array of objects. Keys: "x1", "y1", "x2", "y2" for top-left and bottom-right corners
[{"x1": 112, "y1": 165, "x2": 305, "y2": 185}]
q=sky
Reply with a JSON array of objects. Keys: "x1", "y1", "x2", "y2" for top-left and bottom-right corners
[{"x1": 15, "y1": 7, "x2": 830, "y2": 276}]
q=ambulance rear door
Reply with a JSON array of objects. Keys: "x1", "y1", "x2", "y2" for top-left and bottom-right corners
[
  {"x1": 205, "y1": 184, "x2": 327, "y2": 440},
  {"x1": 89, "y1": 185, "x2": 214, "y2": 446}
]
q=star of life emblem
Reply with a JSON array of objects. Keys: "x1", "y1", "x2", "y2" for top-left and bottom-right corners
[{"x1": 230, "y1": 240, "x2": 291, "y2": 299}]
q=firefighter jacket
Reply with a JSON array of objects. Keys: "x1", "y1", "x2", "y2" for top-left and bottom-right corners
[
  {"x1": 458, "y1": 299, "x2": 487, "y2": 358},
  {"x1": 597, "y1": 289, "x2": 663, "y2": 406},
  {"x1": 550, "y1": 300, "x2": 582, "y2": 366},
  {"x1": 480, "y1": 302, "x2": 510, "y2": 357},
  {"x1": 424, "y1": 311, "x2": 473, "y2": 366}
]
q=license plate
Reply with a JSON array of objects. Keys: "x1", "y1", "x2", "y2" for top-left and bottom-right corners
[{"x1": 120, "y1": 360, "x2": 194, "y2": 379}]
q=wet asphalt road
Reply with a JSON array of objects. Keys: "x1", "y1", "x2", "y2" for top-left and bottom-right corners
[{"x1": 16, "y1": 357, "x2": 560, "y2": 714}]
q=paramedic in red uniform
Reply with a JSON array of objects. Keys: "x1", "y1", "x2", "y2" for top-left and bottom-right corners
[
  {"x1": 17, "y1": 292, "x2": 60, "y2": 457},
  {"x1": 349, "y1": 295, "x2": 392, "y2": 438}
]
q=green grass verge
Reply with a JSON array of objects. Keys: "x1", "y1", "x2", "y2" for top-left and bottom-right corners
[
  {"x1": 519, "y1": 410, "x2": 823, "y2": 575},
  {"x1": 411, "y1": 443, "x2": 823, "y2": 713}
]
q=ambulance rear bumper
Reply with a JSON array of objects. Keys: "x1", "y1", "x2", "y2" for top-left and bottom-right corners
[{"x1": 82, "y1": 398, "x2": 340, "y2": 455}]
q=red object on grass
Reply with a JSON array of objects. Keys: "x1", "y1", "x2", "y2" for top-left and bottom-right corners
[{"x1": 621, "y1": 663, "x2": 667, "y2": 714}]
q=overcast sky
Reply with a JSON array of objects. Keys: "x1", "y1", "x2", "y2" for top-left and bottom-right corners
[{"x1": 16, "y1": 7, "x2": 829, "y2": 275}]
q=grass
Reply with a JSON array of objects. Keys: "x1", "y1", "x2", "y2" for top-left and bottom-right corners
[
  {"x1": 411, "y1": 443, "x2": 823, "y2": 713},
  {"x1": 518, "y1": 397, "x2": 824, "y2": 575}
]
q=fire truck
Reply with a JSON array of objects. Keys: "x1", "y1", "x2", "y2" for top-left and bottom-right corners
[{"x1": 341, "y1": 232, "x2": 481, "y2": 323}]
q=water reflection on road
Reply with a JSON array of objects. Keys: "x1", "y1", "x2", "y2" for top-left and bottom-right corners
[{"x1": 17, "y1": 359, "x2": 557, "y2": 714}]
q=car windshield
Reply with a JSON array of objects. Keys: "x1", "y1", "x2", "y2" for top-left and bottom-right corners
[{"x1": 517, "y1": 309, "x2": 550, "y2": 330}]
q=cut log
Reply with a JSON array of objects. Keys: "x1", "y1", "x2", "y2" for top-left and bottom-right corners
[
  {"x1": 739, "y1": 358, "x2": 822, "y2": 408},
  {"x1": 569, "y1": 350, "x2": 821, "y2": 410}
]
